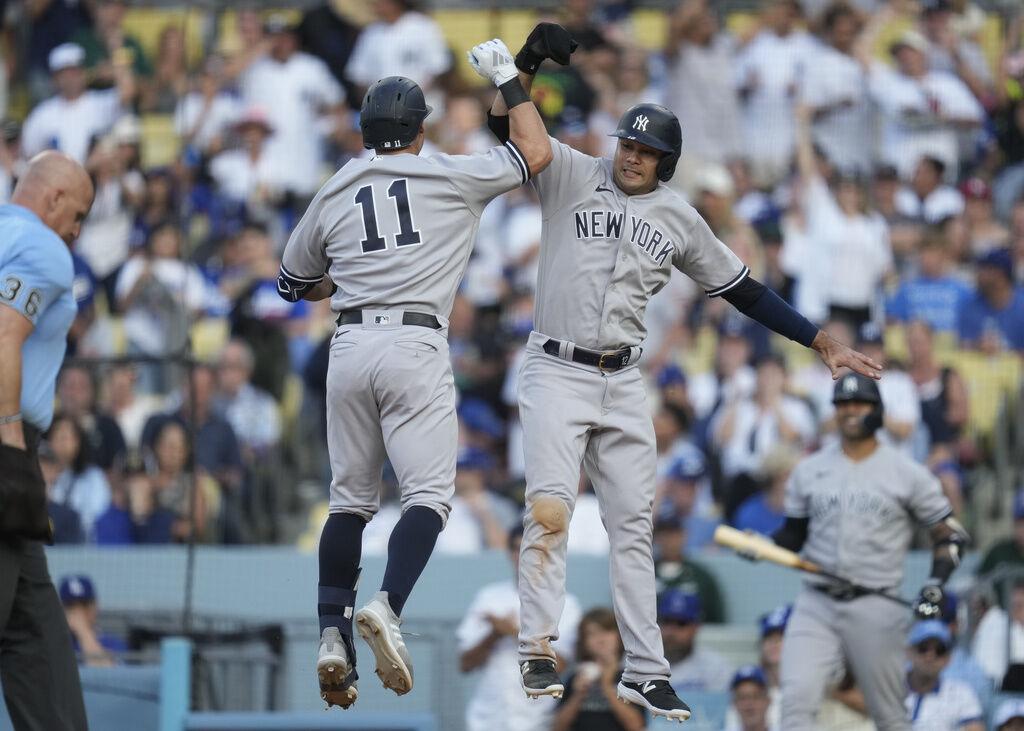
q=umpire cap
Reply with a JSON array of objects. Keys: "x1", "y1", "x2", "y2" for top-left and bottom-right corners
[
  {"x1": 832, "y1": 372, "x2": 884, "y2": 435},
  {"x1": 609, "y1": 103, "x2": 682, "y2": 182},
  {"x1": 360, "y1": 76, "x2": 432, "y2": 151}
]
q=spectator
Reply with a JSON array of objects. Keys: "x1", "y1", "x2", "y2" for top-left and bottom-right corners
[
  {"x1": 94, "y1": 463, "x2": 175, "y2": 544},
  {"x1": 937, "y1": 590, "x2": 993, "y2": 714},
  {"x1": 756, "y1": 605, "x2": 788, "y2": 723},
  {"x1": 869, "y1": 28, "x2": 983, "y2": 180},
  {"x1": 801, "y1": 1, "x2": 873, "y2": 175},
  {"x1": 297, "y1": 2, "x2": 361, "y2": 101},
  {"x1": 654, "y1": 364, "x2": 695, "y2": 437},
  {"x1": 972, "y1": 581, "x2": 1024, "y2": 690},
  {"x1": 71, "y1": 0, "x2": 151, "y2": 84},
  {"x1": 552, "y1": 607, "x2": 645, "y2": 731},
  {"x1": 904, "y1": 620, "x2": 984, "y2": 730},
  {"x1": 871, "y1": 163, "x2": 924, "y2": 268},
  {"x1": 906, "y1": 320, "x2": 969, "y2": 450},
  {"x1": 345, "y1": 0, "x2": 450, "y2": 104},
  {"x1": 724, "y1": 665, "x2": 778, "y2": 731},
  {"x1": 663, "y1": 0, "x2": 741, "y2": 189},
  {"x1": 689, "y1": 319, "x2": 755, "y2": 422},
  {"x1": 237, "y1": 14, "x2": 346, "y2": 199},
  {"x1": 734, "y1": 0, "x2": 814, "y2": 187},
  {"x1": 39, "y1": 440, "x2": 85, "y2": 544},
  {"x1": 139, "y1": 25, "x2": 188, "y2": 114},
  {"x1": 213, "y1": 339, "x2": 280, "y2": 459},
  {"x1": 895, "y1": 156, "x2": 964, "y2": 225},
  {"x1": 458, "y1": 526, "x2": 582, "y2": 731},
  {"x1": 658, "y1": 589, "x2": 733, "y2": 692},
  {"x1": 919, "y1": 0, "x2": 993, "y2": 103},
  {"x1": 132, "y1": 167, "x2": 181, "y2": 248},
  {"x1": 887, "y1": 228, "x2": 971, "y2": 334},
  {"x1": 57, "y1": 364, "x2": 127, "y2": 472},
  {"x1": 436, "y1": 447, "x2": 518, "y2": 554},
  {"x1": 174, "y1": 56, "x2": 242, "y2": 157},
  {"x1": 21, "y1": 42, "x2": 132, "y2": 163},
  {"x1": 24, "y1": 0, "x2": 92, "y2": 102},
  {"x1": 46, "y1": 412, "x2": 112, "y2": 540},
  {"x1": 957, "y1": 248, "x2": 1024, "y2": 351},
  {"x1": 116, "y1": 223, "x2": 209, "y2": 390},
  {"x1": 994, "y1": 699, "x2": 1024, "y2": 731},
  {"x1": 976, "y1": 490, "x2": 1024, "y2": 578},
  {"x1": 657, "y1": 448, "x2": 720, "y2": 552},
  {"x1": 960, "y1": 177, "x2": 1010, "y2": 255},
  {"x1": 732, "y1": 444, "x2": 800, "y2": 537},
  {"x1": 147, "y1": 419, "x2": 221, "y2": 543},
  {"x1": 58, "y1": 574, "x2": 127, "y2": 666},
  {"x1": 652, "y1": 510, "x2": 725, "y2": 623},
  {"x1": 712, "y1": 353, "x2": 815, "y2": 519},
  {"x1": 102, "y1": 364, "x2": 165, "y2": 452},
  {"x1": 793, "y1": 103, "x2": 891, "y2": 333},
  {"x1": 208, "y1": 107, "x2": 286, "y2": 210}
]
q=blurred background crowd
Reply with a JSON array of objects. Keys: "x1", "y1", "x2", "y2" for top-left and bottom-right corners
[{"x1": 4, "y1": 0, "x2": 1024, "y2": 727}]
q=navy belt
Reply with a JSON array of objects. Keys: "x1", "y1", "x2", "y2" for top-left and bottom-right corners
[
  {"x1": 809, "y1": 583, "x2": 891, "y2": 602},
  {"x1": 542, "y1": 338, "x2": 634, "y2": 372},
  {"x1": 336, "y1": 310, "x2": 441, "y2": 329}
]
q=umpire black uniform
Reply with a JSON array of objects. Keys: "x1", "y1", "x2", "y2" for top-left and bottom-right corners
[{"x1": 0, "y1": 152, "x2": 93, "y2": 730}]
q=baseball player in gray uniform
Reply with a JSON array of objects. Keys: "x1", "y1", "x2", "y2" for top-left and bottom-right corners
[
  {"x1": 277, "y1": 40, "x2": 552, "y2": 709},
  {"x1": 769, "y1": 373, "x2": 968, "y2": 730},
  {"x1": 485, "y1": 23, "x2": 883, "y2": 723}
]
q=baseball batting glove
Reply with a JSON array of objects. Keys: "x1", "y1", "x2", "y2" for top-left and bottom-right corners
[
  {"x1": 467, "y1": 39, "x2": 519, "y2": 88},
  {"x1": 515, "y1": 22, "x2": 579, "y2": 74},
  {"x1": 913, "y1": 583, "x2": 945, "y2": 620}
]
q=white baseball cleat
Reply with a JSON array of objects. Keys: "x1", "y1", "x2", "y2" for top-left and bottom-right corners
[
  {"x1": 317, "y1": 627, "x2": 357, "y2": 709},
  {"x1": 354, "y1": 592, "x2": 413, "y2": 695}
]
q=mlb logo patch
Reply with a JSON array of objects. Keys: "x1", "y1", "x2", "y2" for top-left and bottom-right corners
[{"x1": 374, "y1": 315, "x2": 391, "y2": 325}]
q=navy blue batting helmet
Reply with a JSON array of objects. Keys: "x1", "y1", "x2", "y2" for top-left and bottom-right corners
[
  {"x1": 609, "y1": 103, "x2": 682, "y2": 182},
  {"x1": 832, "y1": 373, "x2": 884, "y2": 435},
  {"x1": 360, "y1": 76, "x2": 432, "y2": 151}
]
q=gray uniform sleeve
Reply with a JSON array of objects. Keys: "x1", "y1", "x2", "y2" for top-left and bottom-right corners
[
  {"x1": 429, "y1": 142, "x2": 530, "y2": 217},
  {"x1": 783, "y1": 461, "x2": 810, "y2": 518},
  {"x1": 279, "y1": 194, "x2": 329, "y2": 300},
  {"x1": 905, "y1": 461, "x2": 952, "y2": 526},
  {"x1": 673, "y1": 210, "x2": 749, "y2": 296},
  {"x1": 533, "y1": 138, "x2": 594, "y2": 219}
]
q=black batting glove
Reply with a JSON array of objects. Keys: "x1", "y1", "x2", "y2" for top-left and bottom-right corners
[
  {"x1": 515, "y1": 22, "x2": 579, "y2": 74},
  {"x1": 913, "y1": 583, "x2": 945, "y2": 620}
]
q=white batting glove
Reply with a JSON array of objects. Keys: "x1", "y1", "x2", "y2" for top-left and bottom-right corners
[{"x1": 467, "y1": 39, "x2": 518, "y2": 87}]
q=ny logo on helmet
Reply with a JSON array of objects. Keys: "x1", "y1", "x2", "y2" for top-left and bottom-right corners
[
  {"x1": 633, "y1": 115, "x2": 649, "y2": 132},
  {"x1": 842, "y1": 375, "x2": 858, "y2": 392}
]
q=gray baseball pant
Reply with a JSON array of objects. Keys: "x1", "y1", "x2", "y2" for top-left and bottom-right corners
[
  {"x1": 781, "y1": 587, "x2": 911, "y2": 731},
  {"x1": 517, "y1": 332, "x2": 670, "y2": 682},
  {"x1": 326, "y1": 316, "x2": 455, "y2": 526}
]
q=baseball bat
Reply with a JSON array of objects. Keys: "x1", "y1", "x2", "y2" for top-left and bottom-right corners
[{"x1": 713, "y1": 525, "x2": 912, "y2": 608}]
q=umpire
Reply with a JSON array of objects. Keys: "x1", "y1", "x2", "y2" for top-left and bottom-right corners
[{"x1": 0, "y1": 151, "x2": 94, "y2": 731}]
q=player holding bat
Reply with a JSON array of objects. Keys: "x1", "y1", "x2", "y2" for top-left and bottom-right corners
[{"x1": 739, "y1": 372, "x2": 968, "y2": 731}]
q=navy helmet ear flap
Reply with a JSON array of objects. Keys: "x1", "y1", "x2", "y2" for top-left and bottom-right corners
[{"x1": 609, "y1": 103, "x2": 682, "y2": 182}]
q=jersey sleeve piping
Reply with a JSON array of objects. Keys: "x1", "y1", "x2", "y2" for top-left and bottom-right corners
[
  {"x1": 706, "y1": 265, "x2": 750, "y2": 297},
  {"x1": 279, "y1": 264, "x2": 324, "y2": 282},
  {"x1": 504, "y1": 140, "x2": 529, "y2": 185}
]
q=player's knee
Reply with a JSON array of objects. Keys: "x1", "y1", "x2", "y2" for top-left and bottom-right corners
[
  {"x1": 400, "y1": 499, "x2": 450, "y2": 529},
  {"x1": 526, "y1": 495, "x2": 571, "y2": 536}
]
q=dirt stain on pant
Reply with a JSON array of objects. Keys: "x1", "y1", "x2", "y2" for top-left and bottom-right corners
[{"x1": 527, "y1": 496, "x2": 569, "y2": 575}]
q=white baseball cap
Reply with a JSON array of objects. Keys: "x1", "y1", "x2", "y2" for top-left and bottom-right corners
[
  {"x1": 994, "y1": 699, "x2": 1024, "y2": 728},
  {"x1": 49, "y1": 43, "x2": 85, "y2": 73}
]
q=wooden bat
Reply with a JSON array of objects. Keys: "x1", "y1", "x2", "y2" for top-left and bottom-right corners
[{"x1": 713, "y1": 525, "x2": 912, "y2": 608}]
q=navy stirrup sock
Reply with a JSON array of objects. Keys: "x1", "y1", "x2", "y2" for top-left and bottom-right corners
[{"x1": 380, "y1": 506, "x2": 443, "y2": 616}]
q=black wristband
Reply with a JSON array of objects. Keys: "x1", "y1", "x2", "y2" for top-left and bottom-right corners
[
  {"x1": 498, "y1": 77, "x2": 530, "y2": 109},
  {"x1": 515, "y1": 48, "x2": 543, "y2": 75}
]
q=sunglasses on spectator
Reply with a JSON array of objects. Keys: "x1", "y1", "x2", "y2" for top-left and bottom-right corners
[{"x1": 913, "y1": 641, "x2": 949, "y2": 657}]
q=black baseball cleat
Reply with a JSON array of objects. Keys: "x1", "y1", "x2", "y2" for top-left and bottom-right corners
[
  {"x1": 520, "y1": 659, "x2": 564, "y2": 699},
  {"x1": 617, "y1": 679, "x2": 691, "y2": 723}
]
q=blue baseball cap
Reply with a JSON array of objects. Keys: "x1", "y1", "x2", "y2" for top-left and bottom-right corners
[
  {"x1": 456, "y1": 446, "x2": 495, "y2": 472},
  {"x1": 457, "y1": 398, "x2": 506, "y2": 439},
  {"x1": 731, "y1": 664, "x2": 767, "y2": 689},
  {"x1": 976, "y1": 247, "x2": 1013, "y2": 279},
  {"x1": 759, "y1": 604, "x2": 792, "y2": 637},
  {"x1": 656, "y1": 363, "x2": 687, "y2": 389},
  {"x1": 908, "y1": 620, "x2": 952, "y2": 647},
  {"x1": 58, "y1": 575, "x2": 96, "y2": 605},
  {"x1": 666, "y1": 445, "x2": 706, "y2": 482},
  {"x1": 658, "y1": 589, "x2": 702, "y2": 623}
]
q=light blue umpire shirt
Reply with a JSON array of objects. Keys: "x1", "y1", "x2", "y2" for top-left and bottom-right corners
[{"x1": 0, "y1": 204, "x2": 77, "y2": 431}]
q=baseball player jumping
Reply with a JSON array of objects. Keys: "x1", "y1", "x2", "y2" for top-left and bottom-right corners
[
  {"x1": 277, "y1": 41, "x2": 552, "y2": 709},
  {"x1": 768, "y1": 373, "x2": 967, "y2": 730},
  {"x1": 485, "y1": 22, "x2": 883, "y2": 723}
]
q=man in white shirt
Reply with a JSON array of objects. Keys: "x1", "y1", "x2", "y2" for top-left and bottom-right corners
[
  {"x1": 971, "y1": 582, "x2": 1024, "y2": 687},
  {"x1": 345, "y1": 0, "x2": 451, "y2": 108},
  {"x1": 894, "y1": 156, "x2": 965, "y2": 224},
  {"x1": 21, "y1": 43, "x2": 130, "y2": 164},
  {"x1": 993, "y1": 698, "x2": 1024, "y2": 731},
  {"x1": 869, "y1": 29, "x2": 983, "y2": 180},
  {"x1": 238, "y1": 15, "x2": 346, "y2": 197},
  {"x1": 458, "y1": 525, "x2": 582, "y2": 731},
  {"x1": 904, "y1": 620, "x2": 984, "y2": 731},
  {"x1": 658, "y1": 588, "x2": 733, "y2": 693},
  {"x1": 801, "y1": 3, "x2": 873, "y2": 175}
]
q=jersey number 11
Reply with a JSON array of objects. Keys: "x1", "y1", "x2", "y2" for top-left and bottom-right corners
[{"x1": 355, "y1": 179, "x2": 422, "y2": 254}]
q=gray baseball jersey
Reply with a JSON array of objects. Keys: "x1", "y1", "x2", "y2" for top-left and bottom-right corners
[
  {"x1": 784, "y1": 441, "x2": 951, "y2": 588},
  {"x1": 517, "y1": 139, "x2": 748, "y2": 686},
  {"x1": 531, "y1": 139, "x2": 749, "y2": 350},
  {"x1": 281, "y1": 141, "x2": 529, "y2": 317},
  {"x1": 281, "y1": 142, "x2": 529, "y2": 522}
]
